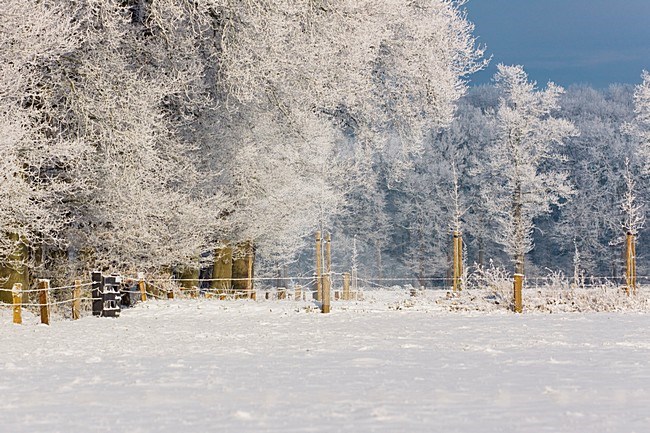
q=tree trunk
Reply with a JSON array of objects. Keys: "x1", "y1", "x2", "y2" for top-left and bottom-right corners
[
  {"x1": 315, "y1": 232, "x2": 322, "y2": 301},
  {"x1": 211, "y1": 244, "x2": 233, "y2": 293},
  {"x1": 514, "y1": 254, "x2": 525, "y2": 275},
  {"x1": 0, "y1": 233, "x2": 30, "y2": 304},
  {"x1": 179, "y1": 262, "x2": 199, "y2": 291},
  {"x1": 417, "y1": 242, "x2": 425, "y2": 288},
  {"x1": 478, "y1": 237, "x2": 485, "y2": 269},
  {"x1": 513, "y1": 181, "x2": 525, "y2": 275},
  {"x1": 446, "y1": 242, "x2": 453, "y2": 288},
  {"x1": 232, "y1": 241, "x2": 254, "y2": 294},
  {"x1": 375, "y1": 242, "x2": 382, "y2": 280}
]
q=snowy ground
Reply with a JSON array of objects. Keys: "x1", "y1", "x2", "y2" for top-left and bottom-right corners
[{"x1": 2, "y1": 289, "x2": 650, "y2": 432}]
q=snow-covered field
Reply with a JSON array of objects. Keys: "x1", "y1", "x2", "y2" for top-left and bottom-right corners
[{"x1": 2, "y1": 289, "x2": 650, "y2": 432}]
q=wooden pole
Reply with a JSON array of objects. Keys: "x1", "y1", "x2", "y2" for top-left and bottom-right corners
[
  {"x1": 513, "y1": 274, "x2": 523, "y2": 313},
  {"x1": 453, "y1": 231, "x2": 463, "y2": 292},
  {"x1": 39, "y1": 279, "x2": 50, "y2": 325},
  {"x1": 343, "y1": 272, "x2": 351, "y2": 301},
  {"x1": 72, "y1": 279, "x2": 82, "y2": 320},
  {"x1": 12, "y1": 283, "x2": 22, "y2": 324},
  {"x1": 138, "y1": 276, "x2": 147, "y2": 302},
  {"x1": 322, "y1": 232, "x2": 332, "y2": 313},
  {"x1": 315, "y1": 231, "x2": 323, "y2": 302},
  {"x1": 295, "y1": 285, "x2": 302, "y2": 301},
  {"x1": 322, "y1": 273, "x2": 331, "y2": 313}
]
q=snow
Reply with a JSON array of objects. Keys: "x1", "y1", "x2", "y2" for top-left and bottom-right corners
[{"x1": 2, "y1": 289, "x2": 650, "y2": 432}]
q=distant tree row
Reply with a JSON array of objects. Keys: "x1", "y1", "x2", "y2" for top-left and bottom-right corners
[{"x1": 366, "y1": 68, "x2": 650, "y2": 283}]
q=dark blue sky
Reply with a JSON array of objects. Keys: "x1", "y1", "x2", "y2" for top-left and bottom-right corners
[{"x1": 464, "y1": 0, "x2": 650, "y2": 88}]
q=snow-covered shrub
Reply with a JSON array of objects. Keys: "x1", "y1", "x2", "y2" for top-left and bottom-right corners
[{"x1": 467, "y1": 260, "x2": 511, "y2": 291}]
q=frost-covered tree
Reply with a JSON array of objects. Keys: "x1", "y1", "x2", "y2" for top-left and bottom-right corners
[
  {"x1": 47, "y1": 0, "x2": 227, "y2": 276},
  {"x1": 390, "y1": 120, "x2": 477, "y2": 285},
  {"x1": 393, "y1": 159, "x2": 472, "y2": 285},
  {"x1": 214, "y1": 109, "x2": 348, "y2": 271},
  {"x1": 1, "y1": 0, "x2": 487, "y2": 287},
  {"x1": 630, "y1": 71, "x2": 650, "y2": 166},
  {"x1": 390, "y1": 154, "x2": 448, "y2": 284},
  {"x1": 548, "y1": 85, "x2": 638, "y2": 276},
  {"x1": 480, "y1": 65, "x2": 577, "y2": 275},
  {"x1": 627, "y1": 72, "x2": 650, "y2": 235},
  {"x1": 217, "y1": 0, "x2": 485, "y2": 145},
  {"x1": 0, "y1": 1, "x2": 81, "y2": 300},
  {"x1": 446, "y1": 89, "x2": 500, "y2": 268},
  {"x1": 208, "y1": 0, "x2": 486, "y2": 270},
  {"x1": 620, "y1": 159, "x2": 645, "y2": 237}
]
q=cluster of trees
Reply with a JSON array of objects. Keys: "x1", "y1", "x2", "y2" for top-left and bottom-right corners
[
  {"x1": 2, "y1": 1, "x2": 648, "y2": 299},
  {"x1": 0, "y1": 0, "x2": 486, "y2": 299},
  {"x1": 380, "y1": 68, "x2": 650, "y2": 284}
]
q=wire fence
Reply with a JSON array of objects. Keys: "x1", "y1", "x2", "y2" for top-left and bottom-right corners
[{"x1": 2, "y1": 271, "x2": 648, "y2": 325}]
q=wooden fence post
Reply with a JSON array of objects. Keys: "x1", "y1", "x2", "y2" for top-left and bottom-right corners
[
  {"x1": 295, "y1": 285, "x2": 302, "y2": 301},
  {"x1": 453, "y1": 231, "x2": 463, "y2": 292},
  {"x1": 513, "y1": 274, "x2": 523, "y2": 313},
  {"x1": 72, "y1": 279, "x2": 82, "y2": 320},
  {"x1": 315, "y1": 231, "x2": 323, "y2": 302},
  {"x1": 138, "y1": 274, "x2": 147, "y2": 302},
  {"x1": 322, "y1": 273, "x2": 331, "y2": 313},
  {"x1": 39, "y1": 279, "x2": 50, "y2": 325},
  {"x1": 12, "y1": 283, "x2": 22, "y2": 325},
  {"x1": 322, "y1": 232, "x2": 332, "y2": 313},
  {"x1": 343, "y1": 272, "x2": 351, "y2": 301}
]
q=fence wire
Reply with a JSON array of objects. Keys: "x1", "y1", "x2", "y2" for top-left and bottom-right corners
[{"x1": 4, "y1": 272, "x2": 649, "y2": 325}]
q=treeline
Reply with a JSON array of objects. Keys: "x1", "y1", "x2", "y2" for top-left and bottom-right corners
[
  {"x1": 0, "y1": 0, "x2": 485, "y2": 299},
  {"x1": 1, "y1": 1, "x2": 648, "y2": 299},
  {"x1": 369, "y1": 71, "x2": 650, "y2": 283}
]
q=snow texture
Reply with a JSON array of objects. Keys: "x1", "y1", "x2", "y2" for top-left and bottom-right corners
[{"x1": 2, "y1": 289, "x2": 650, "y2": 432}]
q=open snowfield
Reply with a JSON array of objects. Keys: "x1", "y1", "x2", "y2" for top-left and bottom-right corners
[{"x1": 2, "y1": 289, "x2": 650, "y2": 433}]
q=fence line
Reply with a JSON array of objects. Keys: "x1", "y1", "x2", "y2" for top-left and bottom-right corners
[
  {"x1": 146, "y1": 276, "x2": 317, "y2": 283},
  {"x1": 144, "y1": 291, "x2": 167, "y2": 300},
  {"x1": 3, "y1": 274, "x2": 647, "y2": 298},
  {"x1": 0, "y1": 282, "x2": 94, "y2": 294},
  {"x1": 4, "y1": 271, "x2": 648, "y2": 326},
  {"x1": 10, "y1": 297, "x2": 98, "y2": 308},
  {"x1": 145, "y1": 281, "x2": 170, "y2": 294},
  {"x1": 353, "y1": 275, "x2": 650, "y2": 282}
]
